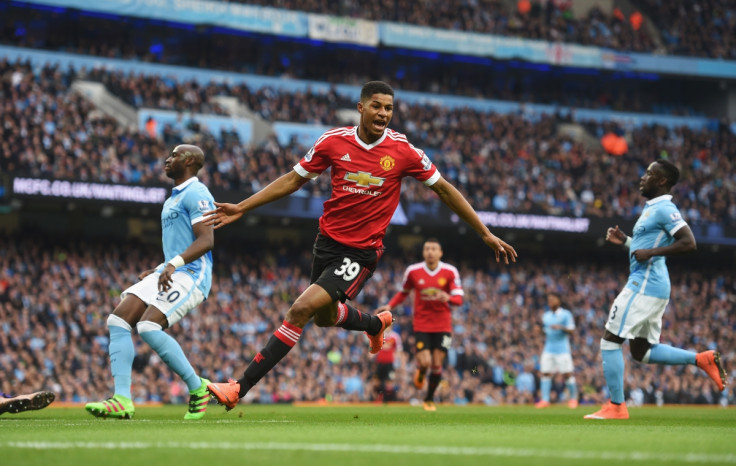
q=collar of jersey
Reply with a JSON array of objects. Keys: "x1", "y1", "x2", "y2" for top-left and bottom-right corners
[
  {"x1": 353, "y1": 126, "x2": 387, "y2": 150},
  {"x1": 645, "y1": 194, "x2": 673, "y2": 206},
  {"x1": 423, "y1": 261, "x2": 443, "y2": 276},
  {"x1": 172, "y1": 176, "x2": 198, "y2": 193}
]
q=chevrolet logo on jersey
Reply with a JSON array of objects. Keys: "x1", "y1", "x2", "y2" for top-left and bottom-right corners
[{"x1": 344, "y1": 171, "x2": 385, "y2": 188}]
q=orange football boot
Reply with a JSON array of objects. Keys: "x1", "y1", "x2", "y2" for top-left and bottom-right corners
[
  {"x1": 366, "y1": 311, "x2": 394, "y2": 354},
  {"x1": 695, "y1": 350, "x2": 727, "y2": 391},
  {"x1": 413, "y1": 369, "x2": 426, "y2": 389},
  {"x1": 206, "y1": 379, "x2": 241, "y2": 411},
  {"x1": 584, "y1": 401, "x2": 629, "y2": 420},
  {"x1": 422, "y1": 401, "x2": 437, "y2": 412}
]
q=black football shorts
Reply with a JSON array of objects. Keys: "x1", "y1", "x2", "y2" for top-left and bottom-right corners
[
  {"x1": 310, "y1": 233, "x2": 383, "y2": 302},
  {"x1": 414, "y1": 332, "x2": 452, "y2": 354}
]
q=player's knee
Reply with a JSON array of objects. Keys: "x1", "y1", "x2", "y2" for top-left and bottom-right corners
[
  {"x1": 285, "y1": 302, "x2": 315, "y2": 327},
  {"x1": 136, "y1": 320, "x2": 162, "y2": 334},
  {"x1": 629, "y1": 340, "x2": 651, "y2": 362},
  {"x1": 107, "y1": 314, "x2": 132, "y2": 332},
  {"x1": 312, "y1": 311, "x2": 333, "y2": 327},
  {"x1": 136, "y1": 321, "x2": 163, "y2": 346},
  {"x1": 599, "y1": 338, "x2": 622, "y2": 351}
]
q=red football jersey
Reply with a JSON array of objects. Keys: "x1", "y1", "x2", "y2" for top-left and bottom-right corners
[
  {"x1": 375, "y1": 329, "x2": 402, "y2": 365},
  {"x1": 294, "y1": 126, "x2": 440, "y2": 249},
  {"x1": 394, "y1": 261, "x2": 464, "y2": 333}
]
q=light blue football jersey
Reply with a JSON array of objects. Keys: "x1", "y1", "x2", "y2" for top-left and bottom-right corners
[
  {"x1": 155, "y1": 177, "x2": 214, "y2": 298},
  {"x1": 626, "y1": 194, "x2": 687, "y2": 299},
  {"x1": 542, "y1": 308, "x2": 574, "y2": 354}
]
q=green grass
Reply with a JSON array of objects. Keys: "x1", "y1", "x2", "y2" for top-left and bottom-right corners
[{"x1": 2, "y1": 404, "x2": 735, "y2": 466}]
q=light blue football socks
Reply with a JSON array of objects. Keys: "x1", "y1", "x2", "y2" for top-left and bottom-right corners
[
  {"x1": 109, "y1": 325, "x2": 135, "y2": 399},
  {"x1": 139, "y1": 325, "x2": 201, "y2": 391},
  {"x1": 647, "y1": 344, "x2": 697, "y2": 365},
  {"x1": 540, "y1": 376, "x2": 552, "y2": 403},
  {"x1": 602, "y1": 348, "x2": 625, "y2": 404}
]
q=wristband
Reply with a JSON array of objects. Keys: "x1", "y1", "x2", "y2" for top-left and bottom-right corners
[
  {"x1": 624, "y1": 236, "x2": 632, "y2": 248},
  {"x1": 167, "y1": 255, "x2": 185, "y2": 268}
]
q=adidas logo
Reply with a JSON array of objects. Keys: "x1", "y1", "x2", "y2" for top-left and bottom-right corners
[{"x1": 340, "y1": 153, "x2": 352, "y2": 162}]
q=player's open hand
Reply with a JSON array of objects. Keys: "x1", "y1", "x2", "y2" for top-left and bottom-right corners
[
  {"x1": 485, "y1": 234, "x2": 517, "y2": 265},
  {"x1": 203, "y1": 202, "x2": 243, "y2": 229},
  {"x1": 606, "y1": 225, "x2": 627, "y2": 245},
  {"x1": 158, "y1": 264, "x2": 175, "y2": 292}
]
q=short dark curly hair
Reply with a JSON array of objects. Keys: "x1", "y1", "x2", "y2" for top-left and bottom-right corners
[
  {"x1": 655, "y1": 159, "x2": 680, "y2": 187},
  {"x1": 360, "y1": 81, "x2": 394, "y2": 101}
]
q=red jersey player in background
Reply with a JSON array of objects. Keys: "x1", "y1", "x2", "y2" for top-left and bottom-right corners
[
  {"x1": 374, "y1": 238, "x2": 462, "y2": 411},
  {"x1": 372, "y1": 328, "x2": 403, "y2": 402},
  {"x1": 203, "y1": 81, "x2": 516, "y2": 411}
]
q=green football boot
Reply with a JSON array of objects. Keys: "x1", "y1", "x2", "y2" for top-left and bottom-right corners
[
  {"x1": 184, "y1": 378, "x2": 211, "y2": 420},
  {"x1": 85, "y1": 395, "x2": 135, "y2": 419}
]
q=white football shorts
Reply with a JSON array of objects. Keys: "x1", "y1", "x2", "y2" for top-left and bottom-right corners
[
  {"x1": 605, "y1": 287, "x2": 668, "y2": 343},
  {"x1": 540, "y1": 352, "x2": 574, "y2": 374},
  {"x1": 121, "y1": 271, "x2": 204, "y2": 326}
]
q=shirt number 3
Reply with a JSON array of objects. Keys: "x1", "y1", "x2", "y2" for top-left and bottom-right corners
[{"x1": 335, "y1": 258, "x2": 361, "y2": 281}]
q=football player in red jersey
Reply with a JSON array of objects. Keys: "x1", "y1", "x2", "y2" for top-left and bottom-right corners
[
  {"x1": 374, "y1": 239, "x2": 462, "y2": 411},
  {"x1": 203, "y1": 81, "x2": 516, "y2": 410},
  {"x1": 372, "y1": 328, "x2": 403, "y2": 403}
]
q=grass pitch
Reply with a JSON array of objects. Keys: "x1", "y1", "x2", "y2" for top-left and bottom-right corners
[{"x1": 2, "y1": 403, "x2": 734, "y2": 466}]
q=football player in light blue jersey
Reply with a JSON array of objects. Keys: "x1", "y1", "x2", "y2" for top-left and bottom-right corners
[
  {"x1": 85, "y1": 144, "x2": 215, "y2": 420},
  {"x1": 585, "y1": 159, "x2": 727, "y2": 420},
  {"x1": 535, "y1": 292, "x2": 578, "y2": 409}
]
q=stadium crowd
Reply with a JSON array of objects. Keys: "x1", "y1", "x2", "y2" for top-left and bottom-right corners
[
  {"x1": 0, "y1": 235, "x2": 732, "y2": 407},
  {"x1": 0, "y1": 2, "x2": 730, "y2": 113},
  {"x1": 639, "y1": 0, "x2": 736, "y2": 59},
  {"x1": 226, "y1": 0, "x2": 735, "y2": 59},
  {"x1": 3, "y1": 58, "x2": 736, "y2": 227},
  {"x1": 229, "y1": 0, "x2": 655, "y2": 52}
]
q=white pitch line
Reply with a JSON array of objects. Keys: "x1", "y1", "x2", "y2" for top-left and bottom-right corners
[{"x1": 3, "y1": 441, "x2": 734, "y2": 463}]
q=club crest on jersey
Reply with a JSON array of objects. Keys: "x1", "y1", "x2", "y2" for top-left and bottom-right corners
[
  {"x1": 344, "y1": 171, "x2": 385, "y2": 188},
  {"x1": 379, "y1": 155, "x2": 395, "y2": 171},
  {"x1": 438, "y1": 278, "x2": 447, "y2": 286}
]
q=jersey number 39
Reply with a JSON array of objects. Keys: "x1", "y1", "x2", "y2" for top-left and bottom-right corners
[{"x1": 335, "y1": 258, "x2": 361, "y2": 281}]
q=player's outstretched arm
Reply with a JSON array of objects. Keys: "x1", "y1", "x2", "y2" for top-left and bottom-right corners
[
  {"x1": 204, "y1": 171, "x2": 310, "y2": 229},
  {"x1": 429, "y1": 177, "x2": 517, "y2": 264}
]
